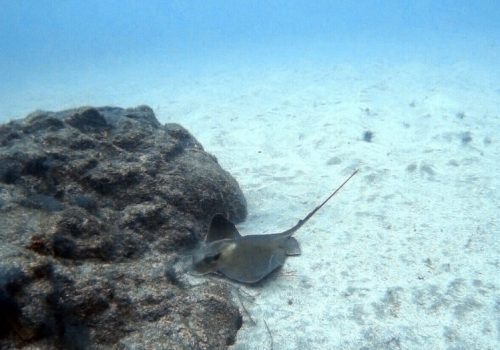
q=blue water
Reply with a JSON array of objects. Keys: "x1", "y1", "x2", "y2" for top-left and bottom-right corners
[{"x1": 1, "y1": 1, "x2": 499, "y2": 119}]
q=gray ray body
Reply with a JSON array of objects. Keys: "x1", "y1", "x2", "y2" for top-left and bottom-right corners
[{"x1": 192, "y1": 170, "x2": 358, "y2": 283}]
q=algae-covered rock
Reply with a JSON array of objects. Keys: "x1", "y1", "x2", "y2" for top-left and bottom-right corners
[{"x1": 0, "y1": 106, "x2": 246, "y2": 349}]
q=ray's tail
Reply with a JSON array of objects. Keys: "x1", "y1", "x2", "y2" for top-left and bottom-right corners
[{"x1": 281, "y1": 169, "x2": 359, "y2": 236}]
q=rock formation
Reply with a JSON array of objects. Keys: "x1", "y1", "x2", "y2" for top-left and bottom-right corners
[{"x1": 0, "y1": 106, "x2": 247, "y2": 349}]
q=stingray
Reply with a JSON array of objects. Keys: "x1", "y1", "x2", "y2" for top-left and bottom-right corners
[{"x1": 192, "y1": 169, "x2": 358, "y2": 283}]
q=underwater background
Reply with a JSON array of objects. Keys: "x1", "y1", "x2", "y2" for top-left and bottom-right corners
[
  {"x1": 1, "y1": 1, "x2": 499, "y2": 349},
  {"x1": 1, "y1": 0, "x2": 499, "y2": 121}
]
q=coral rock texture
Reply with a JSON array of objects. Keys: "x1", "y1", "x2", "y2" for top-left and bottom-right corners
[{"x1": 0, "y1": 106, "x2": 246, "y2": 349}]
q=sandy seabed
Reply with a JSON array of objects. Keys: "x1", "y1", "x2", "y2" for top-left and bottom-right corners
[{"x1": 1, "y1": 56, "x2": 499, "y2": 349}]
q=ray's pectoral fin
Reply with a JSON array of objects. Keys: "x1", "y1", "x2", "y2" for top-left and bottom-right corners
[
  {"x1": 283, "y1": 237, "x2": 301, "y2": 256},
  {"x1": 218, "y1": 248, "x2": 287, "y2": 284},
  {"x1": 206, "y1": 214, "x2": 241, "y2": 242},
  {"x1": 269, "y1": 249, "x2": 286, "y2": 268}
]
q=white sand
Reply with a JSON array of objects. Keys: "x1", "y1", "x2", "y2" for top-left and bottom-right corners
[{"x1": 1, "y1": 54, "x2": 498, "y2": 349}]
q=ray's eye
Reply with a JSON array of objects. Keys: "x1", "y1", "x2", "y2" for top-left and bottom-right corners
[{"x1": 205, "y1": 253, "x2": 221, "y2": 263}]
